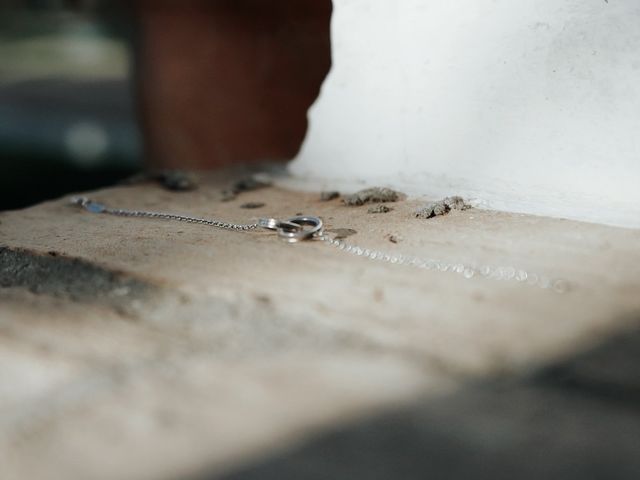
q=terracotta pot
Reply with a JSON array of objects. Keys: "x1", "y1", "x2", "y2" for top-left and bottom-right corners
[{"x1": 134, "y1": 0, "x2": 332, "y2": 169}]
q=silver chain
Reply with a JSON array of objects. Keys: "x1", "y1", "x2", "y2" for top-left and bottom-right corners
[
  {"x1": 71, "y1": 197, "x2": 321, "y2": 240},
  {"x1": 317, "y1": 233, "x2": 569, "y2": 293},
  {"x1": 92, "y1": 202, "x2": 258, "y2": 231},
  {"x1": 71, "y1": 196, "x2": 569, "y2": 293}
]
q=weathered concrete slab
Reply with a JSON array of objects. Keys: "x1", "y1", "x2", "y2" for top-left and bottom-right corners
[
  {"x1": 1, "y1": 171, "x2": 639, "y2": 480},
  {"x1": 219, "y1": 326, "x2": 640, "y2": 480}
]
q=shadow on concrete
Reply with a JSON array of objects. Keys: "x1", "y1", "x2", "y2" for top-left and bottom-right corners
[{"x1": 205, "y1": 323, "x2": 640, "y2": 480}]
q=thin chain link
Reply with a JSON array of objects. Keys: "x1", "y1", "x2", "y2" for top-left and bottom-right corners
[
  {"x1": 73, "y1": 197, "x2": 259, "y2": 231},
  {"x1": 103, "y1": 207, "x2": 260, "y2": 231},
  {"x1": 318, "y1": 233, "x2": 569, "y2": 293}
]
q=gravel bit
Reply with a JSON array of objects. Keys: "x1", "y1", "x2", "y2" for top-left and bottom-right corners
[
  {"x1": 415, "y1": 196, "x2": 472, "y2": 219},
  {"x1": 343, "y1": 187, "x2": 402, "y2": 206}
]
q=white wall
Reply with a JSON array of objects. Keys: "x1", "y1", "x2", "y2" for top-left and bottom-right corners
[{"x1": 289, "y1": 0, "x2": 640, "y2": 228}]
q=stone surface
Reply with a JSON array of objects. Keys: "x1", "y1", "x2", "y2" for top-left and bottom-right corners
[
  {"x1": 219, "y1": 326, "x2": 640, "y2": 480},
  {"x1": 1, "y1": 170, "x2": 639, "y2": 480}
]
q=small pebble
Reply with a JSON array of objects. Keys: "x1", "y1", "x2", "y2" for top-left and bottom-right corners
[
  {"x1": 443, "y1": 196, "x2": 470, "y2": 211},
  {"x1": 343, "y1": 187, "x2": 402, "y2": 206},
  {"x1": 320, "y1": 191, "x2": 340, "y2": 201},
  {"x1": 240, "y1": 202, "x2": 266, "y2": 209},
  {"x1": 160, "y1": 170, "x2": 198, "y2": 191},
  {"x1": 368, "y1": 204, "x2": 393, "y2": 214},
  {"x1": 222, "y1": 173, "x2": 273, "y2": 202},
  {"x1": 415, "y1": 196, "x2": 471, "y2": 219},
  {"x1": 220, "y1": 190, "x2": 238, "y2": 202},
  {"x1": 233, "y1": 175, "x2": 272, "y2": 193}
]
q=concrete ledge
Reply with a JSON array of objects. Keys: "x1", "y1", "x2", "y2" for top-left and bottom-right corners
[{"x1": 1, "y1": 170, "x2": 639, "y2": 480}]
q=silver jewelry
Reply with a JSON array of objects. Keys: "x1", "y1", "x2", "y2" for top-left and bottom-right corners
[{"x1": 71, "y1": 196, "x2": 569, "y2": 293}]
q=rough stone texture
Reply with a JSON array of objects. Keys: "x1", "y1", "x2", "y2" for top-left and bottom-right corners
[
  {"x1": 342, "y1": 187, "x2": 402, "y2": 206},
  {"x1": 1, "y1": 171, "x2": 639, "y2": 480},
  {"x1": 415, "y1": 196, "x2": 472, "y2": 219}
]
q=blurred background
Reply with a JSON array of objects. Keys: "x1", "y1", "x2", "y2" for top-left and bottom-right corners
[
  {"x1": 0, "y1": 0, "x2": 141, "y2": 211},
  {"x1": 0, "y1": 0, "x2": 332, "y2": 211}
]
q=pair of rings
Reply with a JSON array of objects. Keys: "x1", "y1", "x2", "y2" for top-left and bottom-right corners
[{"x1": 258, "y1": 216, "x2": 324, "y2": 243}]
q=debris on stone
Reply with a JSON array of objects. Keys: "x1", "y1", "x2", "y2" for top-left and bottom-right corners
[
  {"x1": 343, "y1": 187, "x2": 402, "y2": 206},
  {"x1": 415, "y1": 196, "x2": 472, "y2": 219},
  {"x1": 320, "y1": 191, "x2": 340, "y2": 201},
  {"x1": 159, "y1": 170, "x2": 198, "y2": 191},
  {"x1": 387, "y1": 234, "x2": 403, "y2": 244},
  {"x1": 221, "y1": 190, "x2": 238, "y2": 202},
  {"x1": 417, "y1": 202, "x2": 448, "y2": 219},
  {"x1": 234, "y1": 174, "x2": 272, "y2": 192},
  {"x1": 240, "y1": 202, "x2": 266, "y2": 210},
  {"x1": 121, "y1": 170, "x2": 198, "y2": 191},
  {"x1": 444, "y1": 196, "x2": 471, "y2": 211},
  {"x1": 367, "y1": 205, "x2": 393, "y2": 214},
  {"x1": 222, "y1": 173, "x2": 273, "y2": 202},
  {"x1": 327, "y1": 228, "x2": 358, "y2": 240}
]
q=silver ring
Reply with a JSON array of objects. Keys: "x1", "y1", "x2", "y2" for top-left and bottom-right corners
[
  {"x1": 277, "y1": 216, "x2": 324, "y2": 243},
  {"x1": 258, "y1": 218, "x2": 302, "y2": 232}
]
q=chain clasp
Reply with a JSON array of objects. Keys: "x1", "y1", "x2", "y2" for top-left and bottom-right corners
[{"x1": 70, "y1": 196, "x2": 106, "y2": 213}]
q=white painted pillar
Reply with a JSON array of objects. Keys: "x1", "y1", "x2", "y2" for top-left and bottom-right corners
[{"x1": 290, "y1": 0, "x2": 640, "y2": 228}]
